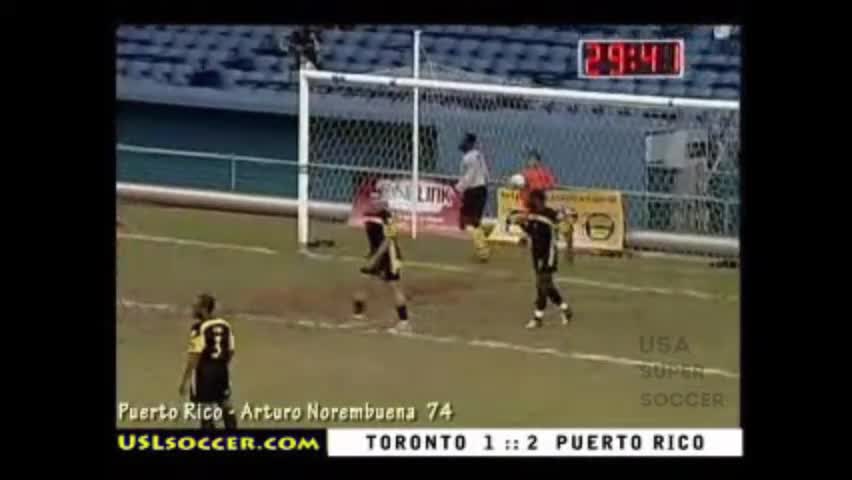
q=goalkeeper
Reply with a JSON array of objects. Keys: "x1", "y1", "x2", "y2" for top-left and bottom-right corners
[
  {"x1": 507, "y1": 190, "x2": 576, "y2": 329},
  {"x1": 455, "y1": 132, "x2": 491, "y2": 261}
]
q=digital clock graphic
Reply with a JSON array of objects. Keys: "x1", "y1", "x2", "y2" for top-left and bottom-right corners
[{"x1": 579, "y1": 39, "x2": 684, "y2": 78}]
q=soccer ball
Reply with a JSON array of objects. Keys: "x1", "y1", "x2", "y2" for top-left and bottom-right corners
[{"x1": 509, "y1": 174, "x2": 526, "y2": 188}]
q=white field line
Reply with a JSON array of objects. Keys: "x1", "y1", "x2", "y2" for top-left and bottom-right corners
[
  {"x1": 119, "y1": 232, "x2": 737, "y2": 301},
  {"x1": 117, "y1": 299, "x2": 740, "y2": 380},
  {"x1": 118, "y1": 233, "x2": 278, "y2": 255}
]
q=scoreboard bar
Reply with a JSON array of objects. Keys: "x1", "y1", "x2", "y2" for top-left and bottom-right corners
[{"x1": 328, "y1": 428, "x2": 742, "y2": 457}]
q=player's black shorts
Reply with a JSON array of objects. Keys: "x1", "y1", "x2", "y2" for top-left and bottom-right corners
[
  {"x1": 460, "y1": 185, "x2": 488, "y2": 229},
  {"x1": 191, "y1": 365, "x2": 231, "y2": 403},
  {"x1": 532, "y1": 254, "x2": 558, "y2": 275}
]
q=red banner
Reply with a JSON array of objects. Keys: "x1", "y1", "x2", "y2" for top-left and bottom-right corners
[{"x1": 348, "y1": 177, "x2": 467, "y2": 239}]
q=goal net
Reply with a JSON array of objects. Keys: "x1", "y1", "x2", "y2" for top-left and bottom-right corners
[{"x1": 298, "y1": 68, "x2": 739, "y2": 257}]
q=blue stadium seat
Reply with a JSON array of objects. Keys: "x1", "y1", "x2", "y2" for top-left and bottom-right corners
[
  {"x1": 470, "y1": 57, "x2": 493, "y2": 74},
  {"x1": 713, "y1": 87, "x2": 739, "y2": 100},
  {"x1": 686, "y1": 85, "x2": 714, "y2": 98},
  {"x1": 116, "y1": 43, "x2": 137, "y2": 56},
  {"x1": 693, "y1": 71, "x2": 720, "y2": 86},
  {"x1": 517, "y1": 57, "x2": 538, "y2": 72},
  {"x1": 611, "y1": 81, "x2": 637, "y2": 94},
  {"x1": 434, "y1": 37, "x2": 457, "y2": 55},
  {"x1": 184, "y1": 49, "x2": 206, "y2": 68},
  {"x1": 127, "y1": 27, "x2": 153, "y2": 44},
  {"x1": 139, "y1": 45, "x2": 166, "y2": 59},
  {"x1": 549, "y1": 45, "x2": 573, "y2": 62},
  {"x1": 484, "y1": 25, "x2": 510, "y2": 38},
  {"x1": 662, "y1": 85, "x2": 687, "y2": 97},
  {"x1": 354, "y1": 49, "x2": 379, "y2": 68},
  {"x1": 218, "y1": 35, "x2": 242, "y2": 52},
  {"x1": 152, "y1": 31, "x2": 175, "y2": 46},
  {"x1": 151, "y1": 63, "x2": 173, "y2": 83},
  {"x1": 208, "y1": 50, "x2": 232, "y2": 68},
  {"x1": 636, "y1": 82, "x2": 662, "y2": 96},
  {"x1": 458, "y1": 38, "x2": 480, "y2": 56},
  {"x1": 242, "y1": 71, "x2": 269, "y2": 86},
  {"x1": 220, "y1": 69, "x2": 243, "y2": 88},
  {"x1": 504, "y1": 42, "x2": 527, "y2": 60},
  {"x1": 126, "y1": 60, "x2": 151, "y2": 79},
  {"x1": 528, "y1": 44, "x2": 550, "y2": 60},
  {"x1": 387, "y1": 33, "x2": 410, "y2": 48},
  {"x1": 377, "y1": 50, "x2": 403, "y2": 68},
  {"x1": 560, "y1": 79, "x2": 584, "y2": 90},
  {"x1": 556, "y1": 30, "x2": 580, "y2": 45},
  {"x1": 196, "y1": 34, "x2": 221, "y2": 51},
  {"x1": 467, "y1": 25, "x2": 491, "y2": 36},
  {"x1": 174, "y1": 32, "x2": 196, "y2": 49},
  {"x1": 478, "y1": 39, "x2": 503, "y2": 58},
  {"x1": 492, "y1": 58, "x2": 514, "y2": 77},
  {"x1": 364, "y1": 32, "x2": 390, "y2": 49},
  {"x1": 255, "y1": 55, "x2": 280, "y2": 72},
  {"x1": 116, "y1": 59, "x2": 128, "y2": 75},
  {"x1": 718, "y1": 71, "x2": 740, "y2": 87}
]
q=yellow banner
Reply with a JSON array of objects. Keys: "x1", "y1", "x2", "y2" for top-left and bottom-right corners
[{"x1": 488, "y1": 187, "x2": 626, "y2": 252}]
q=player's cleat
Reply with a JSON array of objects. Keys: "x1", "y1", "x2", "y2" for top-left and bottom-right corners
[
  {"x1": 352, "y1": 313, "x2": 367, "y2": 322},
  {"x1": 560, "y1": 305, "x2": 573, "y2": 325},
  {"x1": 388, "y1": 320, "x2": 412, "y2": 334},
  {"x1": 525, "y1": 318, "x2": 542, "y2": 329}
]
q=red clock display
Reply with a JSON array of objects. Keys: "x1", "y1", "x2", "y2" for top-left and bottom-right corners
[{"x1": 579, "y1": 40, "x2": 684, "y2": 78}]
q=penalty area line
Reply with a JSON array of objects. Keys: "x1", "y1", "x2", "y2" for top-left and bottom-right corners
[{"x1": 118, "y1": 298, "x2": 740, "y2": 380}]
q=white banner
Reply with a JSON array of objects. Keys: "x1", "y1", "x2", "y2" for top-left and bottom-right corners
[{"x1": 328, "y1": 428, "x2": 742, "y2": 457}]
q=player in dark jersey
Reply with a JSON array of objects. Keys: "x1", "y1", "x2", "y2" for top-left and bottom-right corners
[
  {"x1": 352, "y1": 195, "x2": 411, "y2": 332},
  {"x1": 507, "y1": 190, "x2": 575, "y2": 329},
  {"x1": 178, "y1": 293, "x2": 238, "y2": 430}
]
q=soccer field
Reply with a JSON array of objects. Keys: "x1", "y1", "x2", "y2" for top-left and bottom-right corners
[{"x1": 116, "y1": 203, "x2": 740, "y2": 428}]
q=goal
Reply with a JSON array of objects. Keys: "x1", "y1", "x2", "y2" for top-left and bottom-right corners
[{"x1": 297, "y1": 68, "x2": 740, "y2": 257}]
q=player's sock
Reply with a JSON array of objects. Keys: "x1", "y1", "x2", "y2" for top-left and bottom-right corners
[
  {"x1": 396, "y1": 304, "x2": 408, "y2": 321},
  {"x1": 223, "y1": 408, "x2": 238, "y2": 430}
]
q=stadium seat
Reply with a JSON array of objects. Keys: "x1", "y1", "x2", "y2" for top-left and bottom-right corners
[
  {"x1": 492, "y1": 59, "x2": 514, "y2": 77},
  {"x1": 662, "y1": 84, "x2": 687, "y2": 97},
  {"x1": 377, "y1": 50, "x2": 404, "y2": 68},
  {"x1": 458, "y1": 38, "x2": 480, "y2": 56},
  {"x1": 208, "y1": 50, "x2": 232, "y2": 68},
  {"x1": 470, "y1": 57, "x2": 493, "y2": 74},
  {"x1": 127, "y1": 60, "x2": 152, "y2": 79},
  {"x1": 365, "y1": 32, "x2": 390, "y2": 49},
  {"x1": 151, "y1": 63, "x2": 173, "y2": 83},
  {"x1": 686, "y1": 85, "x2": 714, "y2": 98},
  {"x1": 152, "y1": 31, "x2": 175, "y2": 46},
  {"x1": 612, "y1": 81, "x2": 637, "y2": 94},
  {"x1": 434, "y1": 37, "x2": 457, "y2": 55},
  {"x1": 555, "y1": 30, "x2": 580, "y2": 45},
  {"x1": 505, "y1": 42, "x2": 527, "y2": 60},
  {"x1": 174, "y1": 32, "x2": 196, "y2": 49},
  {"x1": 116, "y1": 58, "x2": 128, "y2": 75},
  {"x1": 714, "y1": 87, "x2": 739, "y2": 99},
  {"x1": 184, "y1": 49, "x2": 206, "y2": 69},
  {"x1": 636, "y1": 82, "x2": 663, "y2": 96},
  {"x1": 528, "y1": 44, "x2": 550, "y2": 60},
  {"x1": 253, "y1": 54, "x2": 278, "y2": 72}
]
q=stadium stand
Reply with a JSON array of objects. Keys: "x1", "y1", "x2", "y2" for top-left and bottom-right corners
[{"x1": 116, "y1": 24, "x2": 740, "y2": 105}]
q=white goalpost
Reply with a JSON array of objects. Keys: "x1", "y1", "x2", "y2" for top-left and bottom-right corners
[{"x1": 297, "y1": 51, "x2": 740, "y2": 257}]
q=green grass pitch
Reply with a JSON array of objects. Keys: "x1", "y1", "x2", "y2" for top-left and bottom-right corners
[{"x1": 116, "y1": 203, "x2": 739, "y2": 428}]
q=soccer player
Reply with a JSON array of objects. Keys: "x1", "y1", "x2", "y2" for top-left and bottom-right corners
[
  {"x1": 519, "y1": 149, "x2": 557, "y2": 211},
  {"x1": 507, "y1": 190, "x2": 575, "y2": 329},
  {"x1": 455, "y1": 132, "x2": 491, "y2": 261},
  {"x1": 352, "y1": 195, "x2": 411, "y2": 332},
  {"x1": 178, "y1": 293, "x2": 238, "y2": 430}
]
